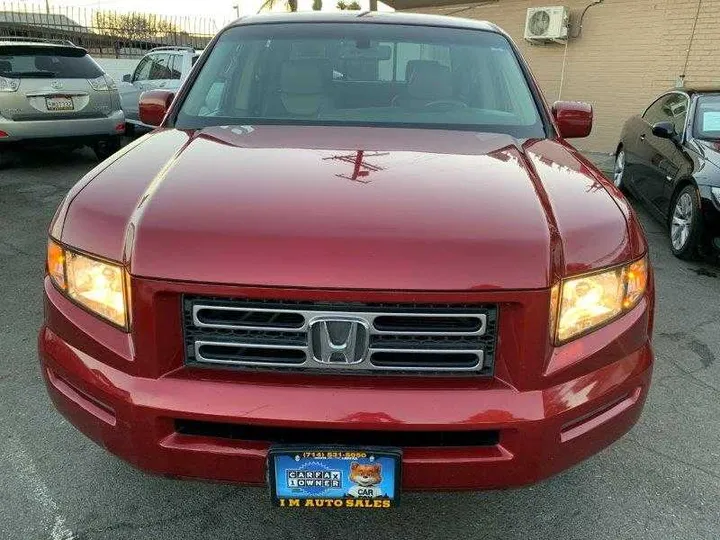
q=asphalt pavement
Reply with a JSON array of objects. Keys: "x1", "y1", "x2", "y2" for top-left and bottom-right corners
[{"x1": 1, "y1": 146, "x2": 719, "y2": 540}]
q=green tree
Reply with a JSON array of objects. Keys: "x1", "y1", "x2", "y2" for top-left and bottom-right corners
[
  {"x1": 312, "y1": 0, "x2": 322, "y2": 9},
  {"x1": 337, "y1": 0, "x2": 361, "y2": 9},
  {"x1": 258, "y1": 0, "x2": 298, "y2": 11},
  {"x1": 94, "y1": 11, "x2": 180, "y2": 41}
]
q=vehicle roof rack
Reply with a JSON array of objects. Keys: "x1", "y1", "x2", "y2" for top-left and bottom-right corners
[
  {"x1": 0, "y1": 36, "x2": 76, "y2": 46},
  {"x1": 148, "y1": 46, "x2": 196, "y2": 53}
]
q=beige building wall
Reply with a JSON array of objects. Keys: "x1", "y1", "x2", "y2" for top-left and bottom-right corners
[{"x1": 404, "y1": 0, "x2": 720, "y2": 153}]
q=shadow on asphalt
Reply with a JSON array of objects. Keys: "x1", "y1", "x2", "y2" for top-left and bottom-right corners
[
  {"x1": 2, "y1": 146, "x2": 100, "y2": 170},
  {"x1": 1, "y1": 134, "x2": 138, "y2": 170}
]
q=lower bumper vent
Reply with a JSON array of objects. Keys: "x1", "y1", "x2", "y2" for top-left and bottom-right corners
[{"x1": 175, "y1": 419, "x2": 501, "y2": 448}]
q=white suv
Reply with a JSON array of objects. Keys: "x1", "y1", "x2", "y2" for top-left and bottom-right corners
[{"x1": 119, "y1": 46, "x2": 200, "y2": 130}]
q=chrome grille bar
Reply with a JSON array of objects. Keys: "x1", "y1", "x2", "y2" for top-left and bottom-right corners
[
  {"x1": 194, "y1": 340, "x2": 307, "y2": 367},
  {"x1": 192, "y1": 304, "x2": 487, "y2": 336},
  {"x1": 194, "y1": 340, "x2": 484, "y2": 371}
]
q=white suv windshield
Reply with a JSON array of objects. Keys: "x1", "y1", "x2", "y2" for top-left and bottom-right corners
[{"x1": 176, "y1": 23, "x2": 545, "y2": 137}]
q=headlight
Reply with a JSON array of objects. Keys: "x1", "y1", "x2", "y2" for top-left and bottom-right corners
[
  {"x1": 712, "y1": 187, "x2": 720, "y2": 206},
  {"x1": 47, "y1": 239, "x2": 129, "y2": 329},
  {"x1": 0, "y1": 76, "x2": 19, "y2": 92},
  {"x1": 550, "y1": 257, "x2": 648, "y2": 344},
  {"x1": 88, "y1": 75, "x2": 117, "y2": 92}
]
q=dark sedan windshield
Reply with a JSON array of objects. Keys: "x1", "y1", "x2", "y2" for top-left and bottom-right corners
[
  {"x1": 176, "y1": 23, "x2": 545, "y2": 137},
  {"x1": 693, "y1": 94, "x2": 720, "y2": 139}
]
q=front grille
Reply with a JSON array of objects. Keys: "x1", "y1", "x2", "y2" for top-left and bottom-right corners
[
  {"x1": 175, "y1": 419, "x2": 500, "y2": 447},
  {"x1": 183, "y1": 296, "x2": 497, "y2": 375}
]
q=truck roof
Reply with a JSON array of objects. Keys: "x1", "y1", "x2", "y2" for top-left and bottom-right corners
[{"x1": 231, "y1": 11, "x2": 500, "y2": 34}]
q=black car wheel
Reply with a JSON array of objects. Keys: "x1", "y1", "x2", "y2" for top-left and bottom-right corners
[
  {"x1": 669, "y1": 185, "x2": 702, "y2": 259},
  {"x1": 93, "y1": 137, "x2": 122, "y2": 161},
  {"x1": 613, "y1": 149, "x2": 626, "y2": 190},
  {"x1": 0, "y1": 150, "x2": 9, "y2": 168}
]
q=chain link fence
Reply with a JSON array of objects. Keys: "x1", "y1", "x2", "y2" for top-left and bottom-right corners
[{"x1": 0, "y1": 2, "x2": 225, "y2": 58}]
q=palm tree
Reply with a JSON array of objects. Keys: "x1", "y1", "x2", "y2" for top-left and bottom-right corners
[
  {"x1": 337, "y1": 0, "x2": 361, "y2": 9},
  {"x1": 258, "y1": 0, "x2": 298, "y2": 12}
]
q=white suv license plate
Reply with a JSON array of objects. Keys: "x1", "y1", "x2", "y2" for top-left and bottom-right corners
[{"x1": 46, "y1": 97, "x2": 74, "y2": 111}]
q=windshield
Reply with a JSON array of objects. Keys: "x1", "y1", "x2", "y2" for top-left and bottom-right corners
[
  {"x1": 176, "y1": 23, "x2": 545, "y2": 137},
  {"x1": 694, "y1": 94, "x2": 720, "y2": 139},
  {"x1": 0, "y1": 45, "x2": 103, "y2": 78}
]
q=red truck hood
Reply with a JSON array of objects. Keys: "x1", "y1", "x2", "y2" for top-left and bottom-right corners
[{"x1": 60, "y1": 126, "x2": 641, "y2": 290}]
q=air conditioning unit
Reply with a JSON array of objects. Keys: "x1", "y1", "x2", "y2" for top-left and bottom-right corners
[{"x1": 524, "y1": 6, "x2": 569, "y2": 43}]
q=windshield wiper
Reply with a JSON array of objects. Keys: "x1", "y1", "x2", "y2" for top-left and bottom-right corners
[{"x1": 0, "y1": 70, "x2": 56, "y2": 78}]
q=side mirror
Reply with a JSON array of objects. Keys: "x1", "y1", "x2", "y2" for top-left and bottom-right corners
[
  {"x1": 139, "y1": 90, "x2": 175, "y2": 127},
  {"x1": 122, "y1": 74, "x2": 132, "y2": 83},
  {"x1": 651, "y1": 121, "x2": 676, "y2": 140},
  {"x1": 552, "y1": 101, "x2": 593, "y2": 139}
]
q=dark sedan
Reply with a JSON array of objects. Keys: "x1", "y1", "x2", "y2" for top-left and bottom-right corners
[{"x1": 615, "y1": 88, "x2": 720, "y2": 259}]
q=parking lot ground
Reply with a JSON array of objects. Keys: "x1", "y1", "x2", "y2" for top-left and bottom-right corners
[{"x1": 1, "y1": 146, "x2": 719, "y2": 540}]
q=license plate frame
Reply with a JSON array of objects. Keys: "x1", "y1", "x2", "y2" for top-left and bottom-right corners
[
  {"x1": 45, "y1": 96, "x2": 74, "y2": 111},
  {"x1": 268, "y1": 446, "x2": 402, "y2": 508}
]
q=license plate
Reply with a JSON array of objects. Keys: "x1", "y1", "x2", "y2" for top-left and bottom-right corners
[
  {"x1": 46, "y1": 97, "x2": 74, "y2": 111},
  {"x1": 268, "y1": 447, "x2": 401, "y2": 508}
]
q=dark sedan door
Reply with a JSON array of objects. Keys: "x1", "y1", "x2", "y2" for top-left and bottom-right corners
[
  {"x1": 619, "y1": 113, "x2": 644, "y2": 187},
  {"x1": 633, "y1": 93, "x2": 691, "y2": 215},
  {"x1": 625, "y1": 96, "x2": 667, "y2": 203}
]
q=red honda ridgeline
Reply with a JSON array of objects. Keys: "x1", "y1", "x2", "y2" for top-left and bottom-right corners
[{"x1": 39, "y1": 12, "x2": 653, "y2": 497}]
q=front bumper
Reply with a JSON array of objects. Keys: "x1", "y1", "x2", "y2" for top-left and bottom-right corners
[
  {"x1": 39, "y1": 277, "x2": 654, "y2": 490},
  {"x1": 699, "y1": 185, "x2": 720, "y2": 251},
  {"x1": 0, "y1": 110, "x2": 124, "y2": 142}
]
